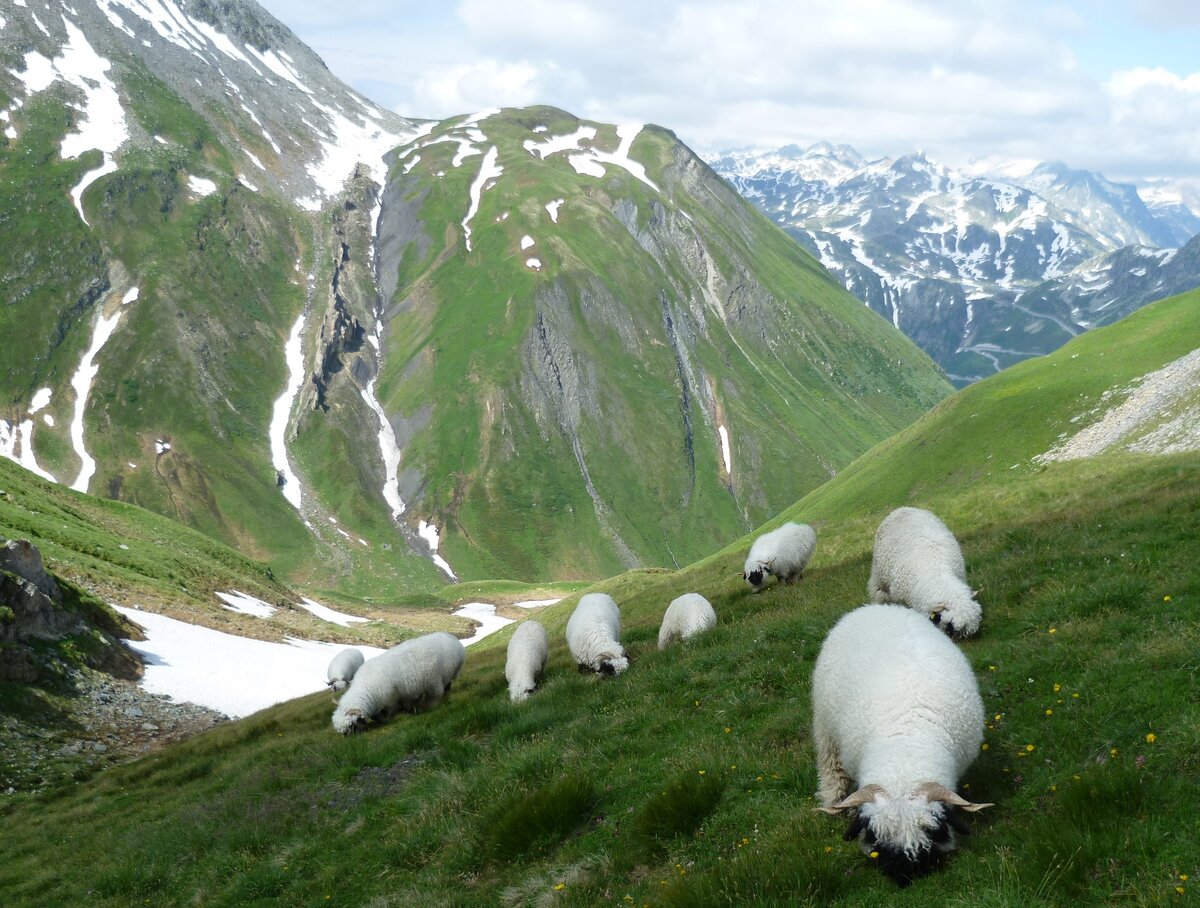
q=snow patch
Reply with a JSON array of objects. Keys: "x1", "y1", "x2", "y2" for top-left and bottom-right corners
[
  {"x1": 545, "y1": 198, "x2": 564, "y2": 222},
  {"x1": 269, "y1": 314, "x2": 306, "y2": 509},
  {"x1": 717, "y1": 425, "x2": 732, "y2": 474},
  {"x1": 520, "y1": 235, "x2": 535, "y2": 250},
  {"x1": 514, "y1": 598, "x2": 562, "y2": 609},
  {"x1": 359, "y1": 379, "x2": 406, "y2": 520},
  {"x1": 69, "y1": 307, "x2": 125, "y2": 492},
  {"x1": 523, "y1": 124, "x2": 596, "y2": 159},
  {"x1": 452, "y1": 602, "x2": 515, "y2": 646},
  {"x1": 295, "y1": 597, "x2": 369, "y2": 627},
  {"x1": 215, "y1": 590, "x2": 275, "y2": 618},
  {"x1": 29, "y1": 388, "x2": 52, "y2": 413},
  {"x1": 525, "y1": 257, "x2": 542, "y2": 270},
  {"x1": 0, "y1": 419, "x2": 56, "y2": 482},
  {"x1": 418, "y1": 519, "x2": 456, "y2": 579},
  {"x1": 462, "y1": 146, "x2": 502, "y2": 252},
  {"x1": 113, "y1": 606, "x2": 385, "y2": 718},
  {"x1": 13, "y1": 18, "x2": 129, "y2": 226},
  {"x1": 187, "y1": 175, "x2": 217, "y2": 196}
]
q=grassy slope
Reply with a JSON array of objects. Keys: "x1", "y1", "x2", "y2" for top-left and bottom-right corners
[
  {"x1": 1, "y1": 294, "x2": 1197, "y2": 905},
  {"x1": 379, "y1": 108, "x2": 949, "y2": 582}
]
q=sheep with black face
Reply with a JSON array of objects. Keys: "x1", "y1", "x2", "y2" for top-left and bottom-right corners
[
  {"x1": 812, "y1": 604, "x2": 991, "y2": 885},
  {"x1": 868, "y1": 506, "x2": 982, "y2": 638},
  {"x1": 743, "y1": 522, "x2": 816, "y2": 592},
  {"x1": 565, "y1": 593, "x2": 629, "y2": 676}
]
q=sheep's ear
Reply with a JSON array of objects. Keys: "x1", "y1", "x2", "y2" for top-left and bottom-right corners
[
  {"x1": 916, "y1": 782, "x2": 994, "y2": 812},
  {"x1": 815, "y1": 784, "x2": 889, "y2": 814}
]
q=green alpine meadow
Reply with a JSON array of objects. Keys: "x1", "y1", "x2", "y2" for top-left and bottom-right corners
[
  {"x1": 1, "y1": 1, "x2": 1198, "y2": 906},
  {"x1": 2, "y1": 285, "x2": 1198, "y2": 906}
]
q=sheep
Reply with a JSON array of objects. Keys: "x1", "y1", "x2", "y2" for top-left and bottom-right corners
[
  {"x1": 868, "y1": 506, "x2": 982, "y2": 638},
  {"x1": 332, "y1": 631, "x2": 465, "y2": 734},
  {"x1": 326, "y1": 647, "x2": 365, "y2": 692},
  {"x1": 657, "y1": 593, "x2": 717, "y2": 649},
  {"x1": 506, "y1": 620, "x2": 549, "y2": 702},
  {"x1": 743, "y1": 521, "x2": 816, "y2": 592},
  {"x1": 565, "y1": 593, "x2": 629, "y2": 676},
  {"x1": 812, "y1": 604, "x2": 991, "y2": 885}
]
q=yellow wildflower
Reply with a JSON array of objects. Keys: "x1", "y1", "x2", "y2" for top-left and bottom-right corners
[
  {"x1": 1146, "y1": 733, "x2": 1157, "y2": 744},
  {"x1": 554, "y1": 884, "x2": 566, "y2": 891},
  {"x1": 870, "y1": 851, "x2": 880, "y2": 859},
  {"x1": 1026, "y1": 744, "x2": 1035, "y2": 752},
  {"x1": 1049, "y1": 627, "x2": 1057, "y2": 634},
  {"x1": 981, "y1": 743, "x2": 989, "y2": 751},
  {"x1": 1164, "y1": 595, "x2": 1172, "y2": 602},
  {"x1": 1111, "y1": 748, "x2": 1119, "y2": 758},
  {"x1": 1045, "y1": 709, "x2": 1054, "y2": 716},
  {"x1": 1053, "y1": 683, "x2": 1061, "y2": 692}
]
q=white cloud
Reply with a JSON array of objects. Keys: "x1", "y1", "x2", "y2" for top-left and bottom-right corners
[
  {"x1": 413, "y1": 58, "x2": 542, "y2": 115},
  {"x1": 256, "y1": 0, "x2": 1200, "y2": 184}
]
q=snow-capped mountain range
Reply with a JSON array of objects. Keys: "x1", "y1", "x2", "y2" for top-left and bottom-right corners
[{"x1": 710, "y1": 144, "x2": 1200, "y2": 382}]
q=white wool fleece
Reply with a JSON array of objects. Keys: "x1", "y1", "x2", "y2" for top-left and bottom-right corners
[
  {"x1": 326, "y1": 647, "x2": 365, "y2": 692},
  {"x1": 743, "y1": 522, "x2": 816, "y2": 591},
  {"x1": 506, "y1": 620, "x2": 549, "y2": 702},
  {"x1": 658, "y1": 593, "x2": 717, "y2": 649},
  {"x1": 812, "y1": 604, "x2": 986, "y2": 861},
  {"x1": 332, "y1": 631, "x2": 464, "y2": 734},
  {"x1": 566, "y1": 593, "x2": 629, "y2": 675},
  {"x1": 868, "y1": 506, "x2": 981, "y2": 638}
]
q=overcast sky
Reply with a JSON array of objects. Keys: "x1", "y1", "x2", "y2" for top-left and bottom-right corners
[{"x1": 256, "y1": 0, "x2": 1200, "y2": 189}]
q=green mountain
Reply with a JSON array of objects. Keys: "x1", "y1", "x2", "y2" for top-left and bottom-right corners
[
  {"x1": 1, "y1": 286, "x2": 1196, "y2": 906},
  {"x1": 0, "y1": 1, "x2": 949, "y2": 589}
]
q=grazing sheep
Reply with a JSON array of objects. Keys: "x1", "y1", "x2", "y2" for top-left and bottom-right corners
[
  {"x1": 868, "y1": 506, "x2": 982, "y2": 638},
  {"x1": 657, "y1": 593, "x2": 717, "y2": 649},
  {"x1": 332, "y1": 631, "x2": 465, "y2": 734},
  {"x1": 812, "y1": 604, "x2": 991, "y2": 885},
  {"x1": 565, "y1": 593, "x2": 629, "y2": 676},
  {"x1": 506, "y1": 620, "x2": 549, "y2": 702},
  {"x1": 743, "y1": 522, "x2": 816, "y2": 592},
  {"x1": 326, "y1": 647, "x2": 365, "y2": 692}
]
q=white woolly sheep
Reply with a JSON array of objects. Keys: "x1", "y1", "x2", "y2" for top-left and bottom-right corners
[
  {"x1": 565, "y1": 593, "x2": 629, "y2": 676},
  {"x1": 868, "y1": 506, "x2": 982, "y2": 638},
  {"x1": 326, "y1": 647, "x2": 365, "y2": 692},
  {"x1": 332, "y1": 631, "x2": 465, "y2": 734},
  {"x1": 657, "y1": 593, "x2": 717, "y2": 649},
  {"x1": 506, "y1": 620, "x2": 549, "y2": 702},
  {"x1": 812, "y1": 604, "x2": 991, "y2": 885},
  {"x1": 743, "y1": 522, "x2": 816, "y2": 592}
]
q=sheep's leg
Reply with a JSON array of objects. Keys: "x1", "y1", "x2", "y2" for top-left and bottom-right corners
[{"x1": 813, "y1": 719, "x2": 852, "y2": 808}]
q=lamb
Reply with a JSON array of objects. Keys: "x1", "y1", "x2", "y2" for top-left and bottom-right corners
[
  {"x1": 332, "y1": 631, "x2": 465, "y2": 734},
  {"x1": 657, "y1": 593, "x2": 717, "y2": 649},
  {"x1": 506, "y1": 620, "x2": 549, "y2": 702},
  {"x1": 868, "y1": 506, "x2": 982, "y2": 638},
  {"x1": 565, "y1": 593, "x2": 629, "y2": 675},
  {"x1": 812, "y1": 604, "x2": 991, "y2": 885},
  {"x1": 326, "y1": 647, "x2": 365, "y2": 692}
]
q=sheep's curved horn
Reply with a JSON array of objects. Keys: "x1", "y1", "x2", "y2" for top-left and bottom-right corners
[
  {"x1": 814, "y1": 784, "x2": 889, "y2": 814},
  {"x1": 972, "y1": 586, "x2": 984, "y2": 598},
  {"x1": 915, "y1": 782, "x2": 993, "y2": 812}
]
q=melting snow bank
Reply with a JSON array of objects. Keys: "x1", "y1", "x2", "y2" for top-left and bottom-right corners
[
  {"x1": 718, "y1": 425, "x2": 732, "y2": 474},
  {"x1": 215, "y1": 590, "x2": 275, "y2": 618},
  {"x1": 269, "y1": 314, "x2": 306, "y2": 509},
  {"x1": 418, "y1": 520, "x2": 456, "y2": 579},
  {"x1": 113, "y1": 606, "x2": 384, "y2": 718},
  {"x1": 69, "y1": 307, "x2": 126, "y2": 492},
  {"x1": 453, "y1": 603, "x2": 515, "y2": 646},
  {"x1": 296, "y1": 597, "x2": 370, "y2": 627},
  {"x1": 360, "y1": 378, "x2": 406, "y2": 520},
  {"x1": 514, "y1": 598, "x2": 562, "y2": 609},
  {"x1": 1036, "y1": 347, "x2": 1200, "y2": 463},
  {"x1": 462, "y1": 146, "x2": 503, "y2": 252},
  {"x1": 0, "y1": 418, "x2": 56, "y2": 481}
]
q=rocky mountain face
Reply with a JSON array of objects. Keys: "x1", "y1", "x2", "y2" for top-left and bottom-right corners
[
  {"x1": 711, "y1": 144, "x2": 1200, "y2": 384},
  {"x1": 0, "y1": 1, "x2": 950, "y2": 587}
]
